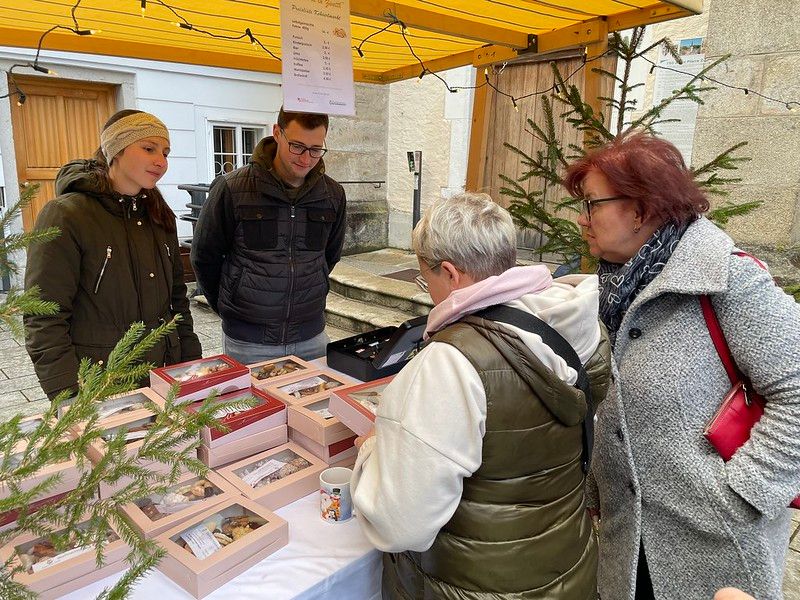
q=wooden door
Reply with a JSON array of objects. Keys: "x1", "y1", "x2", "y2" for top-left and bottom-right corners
[{"x1": 9, "y1": 76, "x2": 116, "y2": 231}]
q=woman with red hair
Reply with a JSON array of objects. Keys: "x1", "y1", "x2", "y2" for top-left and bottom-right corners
[{"x1": 564, "y1": 133, "x2": 800, "y2": 600}]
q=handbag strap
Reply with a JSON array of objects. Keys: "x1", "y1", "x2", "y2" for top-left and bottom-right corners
[
  {"x1": 473, "y1": 304, "x2": 594, "y2": 473},
  {"x1": 700, "y1": 251, "x2": 768, "y2": 386}
]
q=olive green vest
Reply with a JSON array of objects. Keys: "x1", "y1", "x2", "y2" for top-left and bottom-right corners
[{"x1": 382, "y1": 315, "x2": 611, "y2": 600}]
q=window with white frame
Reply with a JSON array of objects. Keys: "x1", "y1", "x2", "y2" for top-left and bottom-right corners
[{"x1": 210, "y1": 123, "x2": 266, "y2": 177}]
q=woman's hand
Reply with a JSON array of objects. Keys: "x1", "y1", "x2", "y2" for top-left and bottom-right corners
[
  {"x1": 354, "y1": 430, "x2": 375, "y2": 450},
  {"x1": 714, "y1": 587, "x2": 755, "y2": 600}
]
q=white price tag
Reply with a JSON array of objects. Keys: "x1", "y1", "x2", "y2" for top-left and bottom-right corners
[
  {"x1": 314, "y1": 407, "x2": 334, "y2": 419},
  {"x1": 382, "y1": 351, "x2": 406, "y2": 367},
  {"x1": 181, "y1": 524, "x2": 221, "y2": 560},
  {"x1": 241, "y1": 459, "x2": 287, "y2": 487}
]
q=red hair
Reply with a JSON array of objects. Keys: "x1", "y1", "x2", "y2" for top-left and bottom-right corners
[{"x1": 563, "y1": 133, "x2": 709, "y2": 225}]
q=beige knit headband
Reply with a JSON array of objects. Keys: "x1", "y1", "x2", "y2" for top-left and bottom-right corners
[{"x1": 100, "y1": 112, "x2": 170, "y2": 163}]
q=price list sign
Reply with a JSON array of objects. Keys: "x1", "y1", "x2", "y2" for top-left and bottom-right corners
[{"x1": 280, "y1": 0, "x2": 355, "y2": 116}]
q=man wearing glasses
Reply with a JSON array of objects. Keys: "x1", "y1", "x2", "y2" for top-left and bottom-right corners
[{"x1": 192, "y1": 107, "x2": 346, "y2": 363}]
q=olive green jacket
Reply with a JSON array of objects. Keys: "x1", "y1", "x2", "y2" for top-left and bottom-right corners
[
  {"x1": 382, "y1": 315, "x2": 611, "y2": 599},
  {"x1": 24, "y1": 160, "x2": 202, "y2": 399}
]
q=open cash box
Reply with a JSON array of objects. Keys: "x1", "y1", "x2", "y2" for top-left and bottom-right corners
[{"x1": 326, "y1": 315, "x2": 427, "y2": 381}]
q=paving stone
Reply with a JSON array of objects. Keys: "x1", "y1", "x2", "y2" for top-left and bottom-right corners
[
  {"x1": 0, "y1": 337, "x2": 22, "y2": 350},
  {"x1": 0, "y1": 396, "x2": 42, "y2": 421},
  {"x1": 0, "y1": 374, "x2": 41, "y2": 396},
  {"x1": 785, "y1": 547, "x2": 800, "y2": 600},
  {"x1": 21, "y1": 386, "x2": 47, "y2": 402}
]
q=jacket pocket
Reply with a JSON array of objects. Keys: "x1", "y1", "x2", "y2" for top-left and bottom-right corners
[
  {"x1": 238, "y1": 205, "x2": 278, "y2": 250},
  {"x1": 94, "y1": 245, "x2": 113, "y2": 294},
  {"x1": 304, "y1": 208, "x2": 336, "y2": 251}
]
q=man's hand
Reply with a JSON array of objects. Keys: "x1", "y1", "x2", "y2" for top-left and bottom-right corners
[
  {"x1": 714, "y1": 587, "x2": 755, "y2": 600},
  {"x1": 354, "y1": 429, "x2": 375, "y2": 450}
]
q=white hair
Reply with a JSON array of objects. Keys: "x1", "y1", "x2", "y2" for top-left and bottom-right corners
[{"x1": 412, "y1": 192, "x2": 517, "y2": 280}]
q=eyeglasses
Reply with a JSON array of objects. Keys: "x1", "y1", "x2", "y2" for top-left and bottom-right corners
[
  {"x1": 280, "y1": 127, "x2": 327, "y2": 158},
  {"x1": 413, "y1": 261, "x2": 441, "y2": 293},
  {"x1": 580, "y1": 196, "x2": 627, "y2": 221}
]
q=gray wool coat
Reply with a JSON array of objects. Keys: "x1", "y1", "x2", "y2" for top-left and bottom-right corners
[{"x1": 589, "y1": 217, "x2": 800, "y2": 600}]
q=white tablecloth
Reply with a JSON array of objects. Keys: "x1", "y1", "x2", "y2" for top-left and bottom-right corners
[{"x1": 60, "y1": 492, "x2": 381, "y2": 600}]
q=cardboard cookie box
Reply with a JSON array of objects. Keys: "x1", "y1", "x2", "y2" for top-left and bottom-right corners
[
  {"x1": 289, "y1": 428, "x2": 357, "y2": 466},
  {"x1": 262, "y1": 369, "x2": 352, "y2": 406},
  {"x1": 76, "y1": 409, "x2": 196, "y2": 499},
  {"x1": 150, "y1": 354, "x2": 250, "y2": 404},
  {"x1": 0, "y1": 414, "x2": 81, "y2": 526},
  {"x1": 249, "y1": 355, "x2": 315, "y2": 389},
  {"x1": 0, "y1": 515, "x2": 128, "y2": 599},
  {"x1": 187, "y1": 386, "x2": 287, "y2": 449},
  {"x1": 287, "y1": 396, "x2": 355, "y2": 446},
  {"x1": 57, "y1": 386, "x2": 165, "y2": 421},
  {"x1": 197, "y1": 425, "x2": 288, "y2": 469},
  {"x1": 328, "y1": 376, "x2": 395, "y2": 437},
  {"x1": 218, "y1": 442, "x2": 326, "y2": 510},
  {"x1": 155, "y1": 497, "x2": 288, "y2": 598},
  {"x1": 120, "y1": 470, "x2": 241, "y2": 539}
]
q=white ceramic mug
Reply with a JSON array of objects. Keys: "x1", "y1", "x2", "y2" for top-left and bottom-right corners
[{"x1": 320, "y1": 467, "x2": 353, "y2": 523}]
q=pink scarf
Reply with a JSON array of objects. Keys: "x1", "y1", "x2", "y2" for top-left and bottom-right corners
[{"x1": 424, "y1": 265, "x2": 553, "y2": 339}]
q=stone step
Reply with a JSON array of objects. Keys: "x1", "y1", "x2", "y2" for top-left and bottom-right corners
[
  {"x1": 325, "y1": 292, "x2": 414, "y2": 334},
  {"x1": 329, "y1": 262, "x2": 433, "y2": 317}
]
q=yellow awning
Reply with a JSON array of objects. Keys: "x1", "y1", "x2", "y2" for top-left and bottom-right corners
[{"x1": 0, "y1": 0, "x2": 701, "y2": 83}]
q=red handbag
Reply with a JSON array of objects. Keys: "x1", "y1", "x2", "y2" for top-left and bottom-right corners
[{"x1": 701, "y1": 268, "x2": 800, "y2": 509}]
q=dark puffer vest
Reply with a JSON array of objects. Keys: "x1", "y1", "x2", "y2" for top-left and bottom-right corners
[
  {"x1": 382, "y1": 315, "x2": 611, "y2": 600},
  {"x1": 191, "y1": 137, "x2": 347, "y2": 345}
]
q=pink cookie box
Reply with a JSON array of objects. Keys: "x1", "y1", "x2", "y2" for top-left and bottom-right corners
[
  {"x1": 198, "y1": 424, "x2": 288, "y2": 469},
  {"x1": 328, "y1": 375, "x2": 394, "y2": 437},
  {"x1": 217, "y1": 442, "x2": 326, "y2": 511},
  {"x1": 155, "y1": 497, "x2": 288, "y2": 599},
  {"x1": 187, "y1": 386, "x2": 287, "y2": 449},
  {"x1": 248, "y1": 355, "x2": 315, "y2": 388},
  {"x1": 58, "y1": 386, "x2": 165, "y2": 421},
  {"x1": 75, "y1": 410, "x2": 197, "y2": 499},
  {"x1": 288, "y1": 428, "x2": 357, "y2": 466},
  {"x1": 262, "y1": 369, "x2": 351, "y2": 406},
  {"x1": 120, "y1": 470, "x2": 242, "y2": 539},
  {"x1": 0, "y1": 415, "x2": 81, "y2": 506},
  {"x1": 0, "y1": 515, "x2": 129, "y2": 599},
  {"x1": 150, "y1": 354, "x2": 250, "y2": 404},
  {"x1": 287, "y1": 396, "x2": 355, "y2": 446}
]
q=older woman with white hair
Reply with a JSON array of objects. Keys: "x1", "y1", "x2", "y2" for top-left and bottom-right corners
[{"x1": 351, "y1": 192, "x2": 612, "y2": 600}]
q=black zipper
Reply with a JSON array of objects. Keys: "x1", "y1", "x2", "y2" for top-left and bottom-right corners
[
  {"x1": 94, "y1": 245, "x2": 112, "y2": 294},
  {"x1": 282, "y1": 204, "x2": 296, "y2": 343}
]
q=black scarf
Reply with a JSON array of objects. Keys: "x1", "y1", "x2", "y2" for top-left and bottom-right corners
[{"x1": 598, "y1": 220, "x2": 689, "y2": 346}]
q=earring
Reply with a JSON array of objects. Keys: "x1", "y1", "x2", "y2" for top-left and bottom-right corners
[{"x1": 634, "y1": 224, "x2": 641, "y2": 233}]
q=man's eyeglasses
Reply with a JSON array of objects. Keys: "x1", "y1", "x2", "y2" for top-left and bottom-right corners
[
  {"x1": 413, "y1": 261, "x2": 441, "y2": 293},
  {"x1": 280, "y1": 127, "x2": 327, "y2": 158},
  {"x1": 581, "y1": 196, "x2": 627, "y2": 221}
]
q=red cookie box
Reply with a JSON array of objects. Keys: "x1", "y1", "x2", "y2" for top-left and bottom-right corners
[
  {"x1": 0, "y1": 415, "x2": 81, "y2": 514},
  {"x1": 186, "y1": 386, "x2": 287, "y2": 448},
  {"x1": 0, "y1": 514, "x2": 128, "y2": 599},
  {"x1": 150, "y1": 354, "x2": 250, "y2": 404},
  {"x1": 287, "y1": 395, "x2": 355, "y2": 446},
  {"x1": 249, "y1": 355, "x2": 316, "y2": 388},
  {"x1": 262, "y1": 368, "x2": 352, "y2": 406},
  {"x1": 76, "y1": 409, "x2": 197, "y2": 499},
  {"x1": 289, "y1": 428, "x2": 357, "y2": 466},
  {"x1": 58, "y1": 386, "x2": 165, "y2": 421},
  {"x1": 328, "y1": 376, "x2": 395, "y2": 437},
  {"x1": 120, "y1": 470, "x2": 241, "y2": 539},
  {"x1": 155, "y1": 497, "x2": 288, "y2": 599},
  {"x1": 198, "y1": 424, "x2": 288, "y2": 469},
  {"x1": 218, "y1": 442, "x2": 326, "y2": 510}
]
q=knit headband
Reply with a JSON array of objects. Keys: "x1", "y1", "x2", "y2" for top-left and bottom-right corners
[{"x1": 100, "y1": 112, "x2": 170, "y2": 163}]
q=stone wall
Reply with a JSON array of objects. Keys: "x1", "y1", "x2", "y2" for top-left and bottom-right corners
[
  {"x1": 693, "y1": 0, "x2": 800, "y2": 285},
  {"x1": 326, "y1": 82, "x2": 390, "y2": 255}
]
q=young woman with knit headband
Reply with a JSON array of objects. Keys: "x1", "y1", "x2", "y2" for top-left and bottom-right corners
[{"x1": 24, "y1": 109, "x2": 202, "y2": 400}]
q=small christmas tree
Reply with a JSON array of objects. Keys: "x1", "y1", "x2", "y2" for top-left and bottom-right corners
[
  {"x1": 500, "y1": 27, "x2": 762, "y2": 270},
  {"x1": 0, "y1": 187, "x2": 255, "y2": 599}
]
